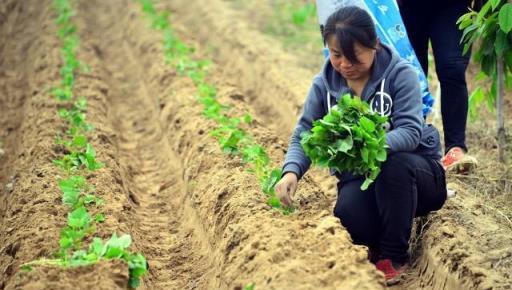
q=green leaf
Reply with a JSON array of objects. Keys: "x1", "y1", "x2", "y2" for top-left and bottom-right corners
[
  {"x1": 72, "y1": 135, "x2": 88, "y2": 148},
  {"x1": 334, "y1": 136, "x2": 353, "y2": 153},
  {"x1": 361, "y1": 147, "x2": 369, "y2": 163},
  {"x1": 460, "y1": 23, "x2": 478, "y2": 44},
  {"x1": 243, "y1": 114, "x2": 253, "y2": 124},
  {"x1": 359, "y1": 116, "x2": 375, "y2": 132},
  {"x1": 68, "y1": 207, "x2": 91, "y2": 229},
  {"x1": 85, "y1": 143, "x2": 96, "y2": 158},
  {"x1": 491, "y1": 0, "x2": 501, "y2": 11},
  {"x1": 291, "y1": 4, "x2": 314, "y2": 26},
  {"x1": 262, "y1": 169, "x2": 282, "y2": 195},
  {"x1": 376, "y1": 149, "x2": 387, "y2": 162},
  {"x1": 106, "y1": 234, "x2": 132, "y2": 250},
  {"x1": 90, "y1": 238, "x2": 104, "y2": 256},
  {"x1": 83, "y1": 194, "x2": 96, "y2": 204},
  {"x1": 479, "y1": 1, "x2": 493, "y2": 21},
  {"x1": 127, "y1": 253, "x2": 148, "y2": 278},
  {"x1": 60, "y1": 176, "x2": 86, "y2": 207},
  {"x1": 59, "y1": 235, "x2": 73, "y2": 250},
  {"x1": 499, "y1": 4, "x2": 512, "y2": 33},
  {"x1": 94, "y1": 213, "x2": 105, "y2": 223},
  {"x1": 267, "y1": 196, "x2": 281, "y2": 208},
  {"x1": 126, "y1": 253, "x2": 148, "y2": 288}
]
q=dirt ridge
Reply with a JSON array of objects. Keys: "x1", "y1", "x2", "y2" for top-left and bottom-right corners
[{"x1": 162, "y1": 0, "x2": 512, "y2": 289}]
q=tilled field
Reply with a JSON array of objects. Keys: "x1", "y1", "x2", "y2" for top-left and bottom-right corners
[{"x1": 0, "y1": 0, "x2": 511, "y2": 290}]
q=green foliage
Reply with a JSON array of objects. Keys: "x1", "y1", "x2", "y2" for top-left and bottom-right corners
[
  {"x1": 23, "y1": 234, "x2": 148, "y2": 289},
  {"x1": 262, "y1": 168, "x2": 294, "y2": 214},
  {"x1": 301, "y1": 94, "x2": 388, "y2": 190},
  {"x1": 59, "y1": 175, "x2": 103, "y2": 209},
  {"x1": 59, "y1": 206, "x2": 95, "y2": 255},
  {"x1": 90, "y1": 234, "x2": 148, "y2": 288},
  {"x1": 498, "y1": 3, "x2": 512, "y2": 33},
  {"x1": 244, "y1": 283, "x2": 256, "y2": 290},
  {"x1": 458, "y1": 0, "x2": 512, "y2": 114},
  {"x1": 291, "y1": 3, "x2": 316, "y2": 26},
  {"x1": 53, "y1": 86, "x2": 73, "y2": 101},
  {"x1": 23, "y1": 2, "x2": 148, "y2": 287},
  {"x1": 266, "y1": 0, "x2": 318, "y2": 36},
  {"x1": 52, "y1": 0, "x2": 85, "y2": 102},
  {"x1": 54, "y1": 143, "x2": 104, "y2": 172}
]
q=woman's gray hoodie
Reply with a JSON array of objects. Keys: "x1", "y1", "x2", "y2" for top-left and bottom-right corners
[{"x1": 282, "y1": 43, "x2": 442, "y2": 182}]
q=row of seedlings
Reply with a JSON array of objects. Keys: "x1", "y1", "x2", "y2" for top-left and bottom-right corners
[
  {"x1": 21, "y1": 0, "x2": 148, "y2": 288},
  {"x1": 136, "y1": 0, "x2": 293, "y2": 214}
]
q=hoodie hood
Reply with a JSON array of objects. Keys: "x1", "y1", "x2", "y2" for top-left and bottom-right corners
[{"x1": 320, "y1": 43, "x2": 399, "y2": 103}]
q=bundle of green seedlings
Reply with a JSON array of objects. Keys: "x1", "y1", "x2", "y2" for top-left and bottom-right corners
[
  {"x1": 301, "y1": 94, "x2": 388, "y2": 190},
  {"x1": 137, "y1": 0, "x2": 293, "y2": 214},
  {"x1": 22, "y1": 1, "x2": 147, "y2": 288}
]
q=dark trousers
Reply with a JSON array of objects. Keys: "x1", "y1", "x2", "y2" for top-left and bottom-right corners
[
  {"x1": 333, "y1": 152, "x2": 447, "y2": 263},
  {"x1": 400, "y1": 1, "x2": 470, "y2": 152}
]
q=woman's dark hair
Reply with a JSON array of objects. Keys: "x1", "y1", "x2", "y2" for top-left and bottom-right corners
[{"x1": 322, "y1": 6, "x2": 378, "y2": 64}]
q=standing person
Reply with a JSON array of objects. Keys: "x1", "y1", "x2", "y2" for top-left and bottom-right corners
[
  {"x1": 399, "y1": 0, "x2": 479, "y2": 173},
  {"x1": 274, "y1": 6, "x2": 447, "y2": 285}
]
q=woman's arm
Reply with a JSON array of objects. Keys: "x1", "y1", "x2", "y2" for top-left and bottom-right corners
[
  {"x1": 386, "y1": 65, "x2": 423, "y2": 152},
  {"x1": 282, "y1": 75, "x2": 327, "y2": 179}
]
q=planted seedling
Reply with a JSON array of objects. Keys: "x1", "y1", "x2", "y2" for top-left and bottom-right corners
[
  {"x1": 54, "y1": 143, "x2": 104, "y2": 172},
  {"x1": 60, "y1": 175, "x2": 104, "y2": 209},
  {"x1": 23, "y1": 234, "x2": 147, "y2": 289}
]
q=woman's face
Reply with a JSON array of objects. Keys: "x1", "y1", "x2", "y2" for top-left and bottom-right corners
[{"x1": 327, "y1": 36, "x2": 376, "y2": 81}]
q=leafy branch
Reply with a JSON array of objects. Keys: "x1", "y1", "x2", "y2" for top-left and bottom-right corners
[
  {"x1": 458, "y1": 0, "x2": 512, "y2": 161},
  {"x1": 301, "y1": 94, "x2": 388, "y2": 190}
]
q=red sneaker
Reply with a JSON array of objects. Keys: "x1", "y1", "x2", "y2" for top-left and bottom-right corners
[
  {"x1": 441, "y1": 147, "x2": 477, "y2": 173},
  {"x1": 375, "y1": 259, "x2": 408, "y2": 285}
]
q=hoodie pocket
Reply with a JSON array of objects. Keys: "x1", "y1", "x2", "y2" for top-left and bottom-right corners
[{"x1": 416, "y1": 124, "x2": 442, "y2": 160}]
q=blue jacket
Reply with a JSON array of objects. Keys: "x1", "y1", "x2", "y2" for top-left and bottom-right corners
[{"x1": 282, "y1": 43, "x2": 442, "y2": 182}]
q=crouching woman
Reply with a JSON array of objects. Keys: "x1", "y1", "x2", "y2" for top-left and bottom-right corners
[{"x1": 274, "y1": 6, "x2": 447, "y2": 285}]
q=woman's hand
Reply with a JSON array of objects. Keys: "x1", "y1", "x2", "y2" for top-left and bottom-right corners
[{"x1": 274, "y1": 172, "x2": 298, "y2": 207}]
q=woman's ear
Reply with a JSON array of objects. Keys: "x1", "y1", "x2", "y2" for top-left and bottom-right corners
[{"x1": 376, "y1": 37, "x2": 381, "y2": 49}]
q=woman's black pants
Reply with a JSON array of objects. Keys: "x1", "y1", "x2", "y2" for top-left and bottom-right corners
[{"x1": 333, "y1": 152, "x2": 447, "y2": 263}]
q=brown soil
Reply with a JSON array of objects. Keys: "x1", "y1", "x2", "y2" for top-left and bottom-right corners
[
  {"x1": 0, "y1": 0, "x2": 511, "y2": 289},
  {"x1": 166, "y1": 0, "x2": 512, "y2": 289}
]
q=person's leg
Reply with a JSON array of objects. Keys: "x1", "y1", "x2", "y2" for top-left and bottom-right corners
[
  {"x1": 429, "y1": 1, "x2": 471, "y2": 152},
  {"x1": 333, "y1": 179, "x2": 380, "y2": 249},
  {"x1": 399, "y1": 2, "x2": 429, "y2": 74},
  {"x1": 374, "y1": 152, "x2": 447, "y2": 264}
]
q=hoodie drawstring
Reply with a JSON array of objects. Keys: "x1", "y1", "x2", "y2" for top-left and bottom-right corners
[
  {"x1": 327, "y1": 91, "x2": 331, "y2": 113},
  {"x1": 379, "y1": 78, "x2": 386, "y2": 116}
]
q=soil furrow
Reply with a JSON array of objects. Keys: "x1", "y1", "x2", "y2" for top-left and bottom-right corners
[
  {"x1": 1, "y1": 1, "x2": 132, "y2": 289},
  {"x1": 75, "y1": 0, "x2": 219, "y2": 289},
  {"x1": 0, "y1": 0, "x2": 30, "y2": 188},
  {"x1": 0, "y1": 1, "x2": 70, "y2": 287}
]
